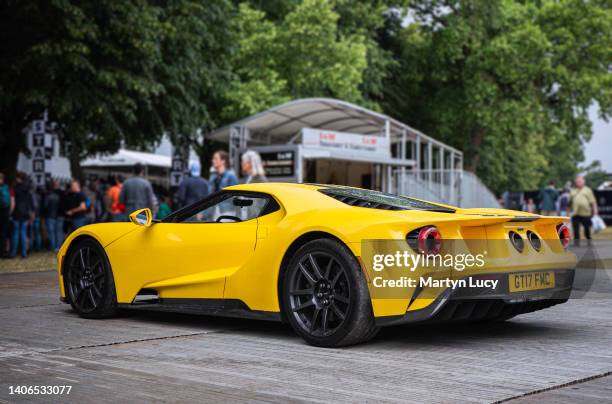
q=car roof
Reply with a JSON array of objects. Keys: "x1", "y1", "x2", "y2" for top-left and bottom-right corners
[
  {"x1": 226, "y1": 182, "x2": 324, "y2": 193},
  {"x1": 226, "y1": 182, "x2": 456, "y2": 211},
  {"x1": 224, "y1": 183, "x2": 335, "y2": 213}
]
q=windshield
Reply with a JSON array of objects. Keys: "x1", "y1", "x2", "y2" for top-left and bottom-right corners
[{"x1": 318, "y1": 186, "x2": 455, "y2": 213}]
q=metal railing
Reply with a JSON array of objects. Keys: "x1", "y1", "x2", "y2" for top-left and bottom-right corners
[
  {"x1": 459, "y1": 170, "x2": 500, "y2": 208},
  {"x1": 389, "y1": 169, "x2": 499, "y2": 208}
]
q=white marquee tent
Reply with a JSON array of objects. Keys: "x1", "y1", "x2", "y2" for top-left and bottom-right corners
[{"x1": 81, "y1": 149, "x2": 171, "y2": 168}]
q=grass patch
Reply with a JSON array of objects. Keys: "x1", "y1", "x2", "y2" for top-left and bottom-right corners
[
  {"x1": 0, "y1": 251, "x2": 57, "y2": 274},
  {"x1": 593, "y1": 226, "x2": 612, "y2": 240},
  {"x1": 578, "y1": 258, "x2": 612, "y2": 269}
]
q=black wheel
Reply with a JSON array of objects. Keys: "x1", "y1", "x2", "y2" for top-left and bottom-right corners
[
  {"x1": 282, "y1": 239, "x2": 379, "y2": 347},
  {"x1": 64, "y1": 238, "x2": 118, "y2": 319}
]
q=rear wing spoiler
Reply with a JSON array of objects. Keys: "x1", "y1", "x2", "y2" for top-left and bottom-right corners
[{"x1": 419, "y1": 214, "x2": 570, "y2": 228}]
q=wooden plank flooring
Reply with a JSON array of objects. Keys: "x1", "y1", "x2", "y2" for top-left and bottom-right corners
[{"x1": 0, "y1": 262, "x2": 611, "y2": 403}]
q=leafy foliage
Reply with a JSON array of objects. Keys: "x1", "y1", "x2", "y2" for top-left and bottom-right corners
[
  {"x1": 381, "y1": 0, "x2": 611, "y2": 192},
  {"x1": 221, "y1": 0, "x2": 368, "y2": 121},
  {"x1": 221, "y1": 3, "x2": 289, "y2": 121},
  {"x1": 1, "y1": 0, "x2": 609, "y2": 193},
  {"x1": 0, "y1": 0, "x2": 232, "y2": 178},
  {"x1": 582, "y1": 160, "x2": 611, "y2": 190}
]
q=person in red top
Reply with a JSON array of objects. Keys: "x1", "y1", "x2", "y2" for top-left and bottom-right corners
[{"x1": 107, "y1": 175, "x2": 125, "y2": 222}]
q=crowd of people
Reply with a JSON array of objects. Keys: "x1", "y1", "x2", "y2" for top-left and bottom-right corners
[
  {"x1": 0, "y1": 150, "x2": 603, "y2": 257},
  {"x1": 522, "y1": 175, "x2": 600, "y2": 245},
  {"x1": 0, "y1": 149, "x2": 268, "y2": 259}
]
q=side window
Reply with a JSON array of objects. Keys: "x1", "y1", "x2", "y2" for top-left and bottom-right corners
[{"x1": 180, "y1": 193, "x2": 270, "y2": 223}]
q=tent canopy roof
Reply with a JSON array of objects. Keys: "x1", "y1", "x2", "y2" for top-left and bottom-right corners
[
  {"x1": 81, "y1": 149, "x2": 171, "y2": 168},
  {"x1": 207, "y1": 98, "x2": 460, "y2": 154}
]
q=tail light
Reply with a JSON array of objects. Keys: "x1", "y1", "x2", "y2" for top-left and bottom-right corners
[
  {"x1": 407, "y1": 226, "x2": 441, "y2": 255},
  {"x1": 557, "y1": 223, "x2": 571, "y2": 249},
  {"x1": 509, "y1": 231, "x2": 524, "y2": 253}
]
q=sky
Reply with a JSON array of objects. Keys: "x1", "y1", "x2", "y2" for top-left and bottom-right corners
[{"x1": 584, "y1": 106, "x2": 612, "y2": 172}]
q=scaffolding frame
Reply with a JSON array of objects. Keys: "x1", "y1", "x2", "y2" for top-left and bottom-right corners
[{"x1": 207, "y1": 98, "x2": 463, "y2": 205}]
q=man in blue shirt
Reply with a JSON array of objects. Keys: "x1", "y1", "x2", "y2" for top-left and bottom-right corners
[{"x1": 209, "y1": 150, "x2": 238, "y2": 194}]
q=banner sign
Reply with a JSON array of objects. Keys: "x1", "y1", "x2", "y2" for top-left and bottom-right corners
[
  {"x1": 30, "y1": 119, "x2": 51, "y2": 186},
  {"x1": 170, "y1": 146, "x2": 188, "y2": 187},
  {"x1": 302, "y1": 128, "x2": 390, "y2": 158},
  {"x1": 240, "y1": 150, "x2": 295, "y2": 178}
]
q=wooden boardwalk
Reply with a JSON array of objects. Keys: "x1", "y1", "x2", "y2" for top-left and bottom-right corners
[{"x1": 0, "y1": 266, "x2": 611, "y2": 403}]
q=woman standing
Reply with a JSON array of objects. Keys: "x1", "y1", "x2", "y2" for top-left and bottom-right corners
[{"x1": 241, "y1": 150, "x2": 268, "y2": 184}]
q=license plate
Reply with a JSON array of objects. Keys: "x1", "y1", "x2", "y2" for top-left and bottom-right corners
[{"x1": 509, "y1": 271, "x2": 555, "y2": 292}]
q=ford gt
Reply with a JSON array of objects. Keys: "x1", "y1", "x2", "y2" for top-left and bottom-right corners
[{"x1": 56, "y1": 183, "x2": 576, "y2": 347}]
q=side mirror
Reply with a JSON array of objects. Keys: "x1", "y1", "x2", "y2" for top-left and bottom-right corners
[{"x1": 129, "y1": 208, "x2": 153, "y2": 227}]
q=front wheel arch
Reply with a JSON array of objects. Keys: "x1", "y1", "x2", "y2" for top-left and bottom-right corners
[
  {"x1": 63, "y1": 237, "x2": 118, "y2": 319},
  {"x1": 61, "y1": 235, "x2": 103, "y2": 276}
]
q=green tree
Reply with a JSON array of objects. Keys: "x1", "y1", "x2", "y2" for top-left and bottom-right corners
[
  {"x1": 333, "y1": 0, "x2": 409, "y2": 110},
  {"x1": 0, "y1": 1, "x2": 164, "y2": 179},
  {"x1": 0, "y1": 0, "x2": 232, "y2": 180},
  {"x1": 153, "y1": 0, "x2": 234, "y2": 175},
  {"x1": 245, "y1": 0, "x2": 409, "y2": 110},
  {"x1": 582, "y1": 160, "x2": 610, "y2": 190},
  {"x1": 277, "y1": 0, "x2": 368, "y2": 102},
  {"x1": 221, "y1": 3, "x2": 289, "y2": 122},
  {"x1": 221, "y1": 0, "x2": 369, "y2": 122},
  {"x1": 382, "y1": 0, "x2": 611, "y2": 193}
]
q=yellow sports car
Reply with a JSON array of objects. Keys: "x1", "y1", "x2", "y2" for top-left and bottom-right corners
[{"x1": 57, "y1": 183, "x2": 576, "y2": 347}]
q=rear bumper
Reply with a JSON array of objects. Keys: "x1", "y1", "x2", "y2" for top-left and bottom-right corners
[{"x1": 375, "y1": 269, "x2": 575, "y2": 327}]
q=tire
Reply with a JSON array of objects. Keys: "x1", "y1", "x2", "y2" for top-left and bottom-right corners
[
  {"x1": 64, "y1": 238, "x2": 118, "y2": 319},
  {"x1": 281, "y1": 238, "x2": 379, "y2": 347}
]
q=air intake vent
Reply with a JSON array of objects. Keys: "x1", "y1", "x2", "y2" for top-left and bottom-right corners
[
  {"x1": 133, "y1": 288, "x2": 159, "y2": 305},
  {"x1": 323, "y1": 192, "x2": 404, "y2": 210}
]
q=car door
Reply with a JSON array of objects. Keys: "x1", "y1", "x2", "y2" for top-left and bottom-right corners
[{"x1": 107, "y1": 192, "x2": 271, "y2": 303}]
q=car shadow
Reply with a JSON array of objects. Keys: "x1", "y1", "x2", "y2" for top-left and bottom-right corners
[
  {"x1": 372, "y1": 319, "x2": 578, "y2": 347},
  {"x1": 77, "y1": 307, "x2": 580, "y2": 348},
  {"x1": 120, "y1": 308, "x2": 291, "y2": 335}
]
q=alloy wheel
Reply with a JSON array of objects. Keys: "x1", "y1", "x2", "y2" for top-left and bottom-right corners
[
  {"x1": 288, "y1": 252, "x2": 351, "y2": 337},
  {"x1": 67, "y1": 246, "x2": 106, "y2": 313}
]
